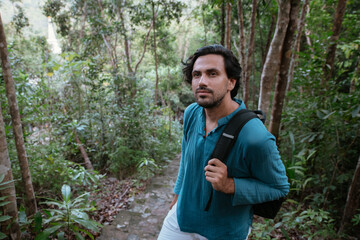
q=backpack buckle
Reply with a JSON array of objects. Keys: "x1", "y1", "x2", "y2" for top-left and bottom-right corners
[{"x1": 222, "y1": 133, "x2": 234, "y2": 139}]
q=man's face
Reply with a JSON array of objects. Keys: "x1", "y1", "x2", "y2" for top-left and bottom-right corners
[{"x1": 191, "y1": 54, "x2": 235, "y2": 108}]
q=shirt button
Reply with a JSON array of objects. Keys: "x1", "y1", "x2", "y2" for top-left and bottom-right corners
[{"x1": 203, "y1": 135, "x2": 206, "y2": 139}]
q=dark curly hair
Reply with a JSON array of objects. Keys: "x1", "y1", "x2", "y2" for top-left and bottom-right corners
[{"x1": 182, "y1": 44, "x2": 241, "y2": 99}]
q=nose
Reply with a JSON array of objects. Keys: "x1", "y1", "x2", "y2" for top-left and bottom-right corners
[{"x1": 198, "y1": 75, "x2": 208, "y2": 87}]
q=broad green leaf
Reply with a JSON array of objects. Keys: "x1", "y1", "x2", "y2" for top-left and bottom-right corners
[
  {"x1": 78, "y1": 228, "x2": 95, "y2": 240},
  {"x1": 0, "y1": 186, "x2": 11, "y2": 191},
  {"x1": 0, "y1": 215, "x2": 12, "y2": 222},
  {"x1": 306, "y1": 150, "x2": 317, "y2": 161},
  {"x1": 0, "y1": 232, "x2": 7, "y2": 240},
  {"x1": 0, "y1": 174, "x2": 4, "y2": 183},
  {"x1": 71, "y1": 210, "x2": 88, "y2": 220},
  {"x1": 61, "y1": 185, "x2": 71, "y2": 202},
  {"x1": 322, "y1": 111, "x2": 335, "y2": 119},
  {"x1": 0, "y1": 178, "x2": 14, "y2": 187},
  {"x1": 35, "y1": 224, "x2": 63, "y2": 240},
  {"x1": 57, "y1": 231, "x2": 65, "y2": 240},
  {"x1": 41, "y1": 201, "x2": 64, "y2": 208},
  {"x1": 316, "y1": 110, "x2": 324, "y2": 119},
  {"x1": 281, "y1": 227, "x2": 290, "y2": 240},
  {"x1": 302, "y1": 177, "x2": 313, "y2": 189},
  {"x1": 74, "y1": 218, "x2": 100, "y2": 232},
  {"x1": 274, "y1": 222, "x2": 282, "y2": 228},
  {"x1": 74, "y1": 231, "x2": 85, "y2": 240},
  {"x1": 34, "y1": 212, "x2": 43, "y2": 233},
  {"x1": 0, "y1": 201, "x2": 11, "y2": 207}
]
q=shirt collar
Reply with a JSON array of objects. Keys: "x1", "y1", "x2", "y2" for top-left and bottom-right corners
[
  {"x1": 217, "y1": 98, "x2": 245, "y2": 127},
  {"x1": 198, "y1": 98, "x2": 246, "y2": 132}
]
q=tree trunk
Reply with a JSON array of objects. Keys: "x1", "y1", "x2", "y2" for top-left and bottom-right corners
[
  {"x1": 97, "y1": 0, "x2": 117, "y2": 70},
  {"x1": 0, "y1": 13, "x2": 37, "y2": 216},
  {"x1": 287, "y1": 0, "x2": 309, "y2": 93},
  {"x1": 269, "y1": 0, "x2": 301, "y2": 141},
  {"x1": 225, "y1": 2, "x2": 232, "y2": 50},
  {"x1": 134, "y1": 20, "x2": 154, "y2": 74},
  {"x1": 0, "y1": 104, "x2": 20, "y2": 240},
  {"x1": 79, "y1": 1, "x2": 87, "y2": 40},
  {"x1": 252, "y1": 51, "x2": 257, "y2": 109},
  {"x1": 262, "y1": 14, "x2": 276, "y2": 69},
  {"x1": 201, "y1": 5, "x2": 208, "y2": 45},
  {"x1": 321, "y1": 0, "x2": 347, "y2": 88},
  {"x1": 304, "y1": 21, "x2": 314, "y2": 58},
  {"x1": 74, "y1": 131, "x2": 94, "y2": 170},
  {"x1": 339, "y1": 155, "x2": 360, "y2": 235},
  {"x1": 258, "y1": 0, "x2": 291, "y2": 118},
  {"x1": 220, "y1": 0, "x2": 225, "y2": 46},
  {"x1": 97, "y1": 0, "x2": 122, "y2": 105},
  {"x1": 152, "y1": 2, "x2": 160, "y2": 105},
  {"x1": 243, "y1": 0, "x2": 257, "y2": 106},
  {"x1": 118, "y1": 4, "x2": 133, "y2": 75},
  {"x1": 237, "y1": 0, "x2": 246, "y2": 82}
]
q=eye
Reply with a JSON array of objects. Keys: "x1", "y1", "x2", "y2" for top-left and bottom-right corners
[
  {"x1": 192, "y1": 72, "x2": 201, "y2": 78},
  {"x1": 209, "y1": 71, "x2": 217, "y2": 76}
]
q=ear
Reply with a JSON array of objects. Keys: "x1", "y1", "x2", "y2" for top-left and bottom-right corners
[{"x1": 228, "y1": 78, "x2": 236, "y2": 91}]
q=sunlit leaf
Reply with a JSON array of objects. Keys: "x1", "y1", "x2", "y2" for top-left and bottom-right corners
[{"x1": 61, "y1": 185, "x2": 71, "y2": 202}]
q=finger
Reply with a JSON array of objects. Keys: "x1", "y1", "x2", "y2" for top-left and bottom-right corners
[
  {"x1": 205, "y1": 175, "x2": 217, "y2": 183},
  {"x1": 208, "y1": 158, "x2": 223, "y2": 166},
  {"x1": 204, "y1": 164, "x2": 218, "y2": 172},
  {"x1": 205, "y1": 171, "x2": 218, "y2": 178}
]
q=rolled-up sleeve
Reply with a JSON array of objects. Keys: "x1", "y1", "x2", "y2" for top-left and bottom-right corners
[{"x1": 232, "y1": 122, "x2": 289, "y2": 206}]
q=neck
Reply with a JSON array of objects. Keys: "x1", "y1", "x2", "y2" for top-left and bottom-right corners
[{"x1": 204, "y1": 96, "x2": 239, "y2": 124}]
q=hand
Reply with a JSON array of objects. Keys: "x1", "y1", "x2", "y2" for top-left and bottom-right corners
[
  {"x1": 169, "y1": 194, "x2": 178, "y2": 209},
  {"x1": 204, "y1": 158, "x2": 235, "y2": 194}
]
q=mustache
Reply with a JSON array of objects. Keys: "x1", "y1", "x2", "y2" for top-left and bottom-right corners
[{"x1": 195, "y1": 87, "x2": 213, "y2": 93}]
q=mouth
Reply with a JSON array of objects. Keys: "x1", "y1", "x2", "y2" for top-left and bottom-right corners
[{"x1": 196, "y1": 88, "x2": 213, "y2": 95}]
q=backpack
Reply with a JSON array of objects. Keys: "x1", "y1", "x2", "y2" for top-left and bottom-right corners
[{"x1": 204, "y1": 109, "x2": 285, "y2": 219}]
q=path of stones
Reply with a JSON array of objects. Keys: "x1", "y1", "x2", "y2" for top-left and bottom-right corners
[{"x1": 98, "y1": 156, "x2": 179, "y2": 240}]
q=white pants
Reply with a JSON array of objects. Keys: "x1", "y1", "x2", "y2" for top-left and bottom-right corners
[
  {"x1": 158, "y1": 203, "x2": 251, "y2": 240},
  {"x1": 158, "y1": 203, "x2": 207, "y2": 240}
]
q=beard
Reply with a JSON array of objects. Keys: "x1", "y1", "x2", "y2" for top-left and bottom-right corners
[{"x1": 194, "y1": 87, "x2": 227, "y2": 108}]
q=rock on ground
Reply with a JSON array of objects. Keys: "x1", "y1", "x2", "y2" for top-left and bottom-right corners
[{"x1": 98, "y1": 156, "x2": 179, "y2": 240}]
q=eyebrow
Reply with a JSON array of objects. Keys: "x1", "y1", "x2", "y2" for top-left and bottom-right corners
[{"x1": 192, "y1": 68, "x2": 220, "y2": 74}]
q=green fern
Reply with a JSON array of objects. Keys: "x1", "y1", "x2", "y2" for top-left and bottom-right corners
[{"x1": 0, "y1": 174, "x2": 15, "y2": 240}]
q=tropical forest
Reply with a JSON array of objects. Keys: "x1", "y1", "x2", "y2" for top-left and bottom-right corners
[{"x1": 0, "y1": 0, "x2": 359, "y2": 239}]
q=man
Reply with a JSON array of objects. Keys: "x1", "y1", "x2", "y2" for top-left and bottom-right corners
[{"x1": 158, "y1": 45, "x2": 289, "y2": 240}]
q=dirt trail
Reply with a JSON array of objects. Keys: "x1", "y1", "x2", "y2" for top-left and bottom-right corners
[{"x1": 98, "y1": 156, "x2": 179, "y2": 240}]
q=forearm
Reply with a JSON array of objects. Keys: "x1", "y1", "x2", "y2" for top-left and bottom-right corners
[
  {"x1": 170, "y1": 194, "x2": 178, "y2": 209},
  {"x1": 223, "y1": 178, "x2": 235, "y2": 194}
]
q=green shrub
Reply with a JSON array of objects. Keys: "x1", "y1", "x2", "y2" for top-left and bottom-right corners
[{"x1": 36, "y1": 184, "x2": 101, "y2": 240}]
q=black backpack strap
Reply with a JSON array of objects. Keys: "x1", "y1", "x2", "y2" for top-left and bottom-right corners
[
  {"x1": 204, "y1": 109, "x2": 261, "y2": 211},
  {"x1": 210, "y1": 109, "x2": 259, "y2": 163}
]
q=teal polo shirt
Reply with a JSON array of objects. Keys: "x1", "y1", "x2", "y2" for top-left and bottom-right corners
[{"x1": 174, "y1": 99, "x2": 289, "y2": 240}]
